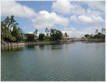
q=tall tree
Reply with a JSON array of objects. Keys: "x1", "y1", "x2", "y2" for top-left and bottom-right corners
[
  {"x1": 45, "y1": 27, "x2": 49, "y2": 36},
  {"x1": 95, "y1": 29, "x2": 98, "y2": 34},
  {"x1": 1, "y1": 16, "x2": 23, "y2": 42},
  {"x1": 38, "y1": 33, "x2": 45, "y2": 41},
  {"x1": 11, "y1": 26, "x2": 23, "y2": 42},
  {"x1": 50, "y1": 29, "x2": 62, "y2": 41},
  {"x1": 34, "y1": 29, "x2": 38, "y2": 35},
  {"x1": 64, "y1": 32, "x2": 68, "y2": 38},
  {"x1": 34, "y1": 29, "x2": 38, "y2": 40},
  {"x1": 25, "y1": 34, "x2": 35, "y2": 42}
]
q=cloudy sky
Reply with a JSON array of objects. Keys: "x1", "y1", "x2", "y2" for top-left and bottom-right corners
[{"x1": 1, "y1": 0, "x2": 105, "y2": 38}]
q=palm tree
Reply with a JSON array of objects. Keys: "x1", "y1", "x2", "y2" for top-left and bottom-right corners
[
  {"x1": 95, "y1": 29, "x2": 98, "y2": 34},
  {"x1": 45, "y1": 27, "x2": 49, "y2": 36},
  {"x1": 64, "y1": 32, "x2": 68, "y2": 38},
  {"x1": 1, "y1": 16, "x2": 23, "y2": 42},
  {"x1": 34, "y1": 29, "x2": 38, "y2": 35},
  {"x1": 34, "y1": 29, "x2": 38, "y2": 40}
]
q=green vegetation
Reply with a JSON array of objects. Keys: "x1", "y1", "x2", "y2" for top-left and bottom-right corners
[
  {"x1": 50, "y1": 29, "x2": 62, "y2": 41},
  {"x1": 1, "y1": 16, "x2": 63, "y2": 43},
  {"x1": 1, "y1": 16, "x2": 105, "y2": 43},
  {"x1": 84, "y1": 29, "x2": 105, "y2": 41},
  {"x1": 24, "y1": 34, "x2": 35, "y2": 42},
  {"x1": 1, "y1": 16, "x2": 23, "y2": 42},
  {"x1": 38, "y1": 33, "x2": 45, "y2": 41}
]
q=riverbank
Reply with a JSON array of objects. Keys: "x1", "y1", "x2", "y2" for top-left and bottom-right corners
[
  {"x1": 1, "y1": 41, "x2": 65, "y2": 50},
  {"x1": 1, "y1": 41, "x2": 52, "y2": 50},
  {"x1": 82, "y1": 39, "x2": 105, "y2": 42},
  {"x1": 1, "y1": 39, "x2": 105, "y2": 50}
]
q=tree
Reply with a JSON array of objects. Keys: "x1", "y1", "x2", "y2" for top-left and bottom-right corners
[
  {"x1": 25, "y1": 34, "x2": 35, "y2": 42},
  {"x1": 34, "y1": 29, "x2": 38, "y2": 35},
  {"x1": 64, "y1": 32, "x2": 68, "y2": 38},
  {"x1": 11, "y1": 26, "x2": 23, "y2": 42},
  {"x1": 38, "y1": 33, "x2": 45, "y2": 41},
  {"x1": 94, "y1": 32, "x2": 105, "y2": 39},
  {"x1": 50, "y1": 29, "x2": 62, "y2": 41},
  {"x1": 34, "y1": 29, "x2": 38, "y2": 40},
  {"x1": 1, "y1": 16, "x2": 15, "y2": 42},
  {"x1": 95, "y1": 29, "x2": 98, "y2": 34},
  {"x1": 84, "y1": 34, "x2": 90, "y2": 38},
  {"x1": 1, "y1": 16, "x2": 23, "y2": 42},
  {"x1": 45, "y1": 27, "x2": 49, "y2": 36}
]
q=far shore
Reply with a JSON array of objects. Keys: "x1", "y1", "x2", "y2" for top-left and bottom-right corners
[{"x1": 1, "y1": 39, "x2": 105, "y2": 50}]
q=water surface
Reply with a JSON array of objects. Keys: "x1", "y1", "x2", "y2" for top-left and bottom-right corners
[{"x1": 1, "y1": 42, "x2": 105, "y2": 81}]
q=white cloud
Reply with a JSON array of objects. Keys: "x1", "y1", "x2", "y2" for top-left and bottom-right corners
[
  {"x1": 78, "y1": 15, "x2": 93, "y2": 23},
  {"x1": 52, "y1": 0, "x2": 72, "y2": 14},
  {"x1": 1, "y1": 0, "x2": 104, "y2": 38},
  {"x1": 91, "y1": 15, "x2": 104, "y2": 23},
  {"x1": 70, "y1": 15, "x2": 78, "y2": 22},
  {"x1": 86, "y1": 8, "x2": 103, "y2": 16},
  {"x1": 52, "y1": 0, "x2": 86, "y2": 15},
  {"x1": 32, "y1": 10, "x2": 69, "y2": 29},
  {"x1": 62, "y1": 26, "x2": 103, "y2": 38},
  {"x1": 1, "y1": 0, "x2": 36, "y2": 18},
  {"x1": 52, "y1": 0, "x2": 105, "y2": 18},
  {"x1": 62, "y1": 27, "x2": 85, "y2": 38},
  {"x1": 86, "y1": 1, "x2": 105, "y2": 12},
  {"x1": 70, "y1": 14, "x2": 104, "y2": 24},
  {"x1": 79, "y1": 15, "x2": 103, "y2": 24},
  {"x1": 70, "y1": 4, "x2": 85, "y2": 15}
]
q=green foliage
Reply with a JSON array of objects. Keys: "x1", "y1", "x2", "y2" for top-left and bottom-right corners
[
  {"x1": 64, "y1": 32, "x2": 68, "y2": 37},
  {"x1": 34, "y1": 29, "x2": 38, "y2": 40},
  {"x1": 93, "y1": 32, "x2": 105, "y2": 39},
  {"x1": 84, "y1": 33, "x2": 105, "y2": 40},
  {"x1": 1, "y1": 16, "x2": 65, "y2": 42},
  {"x1": 50, "y1": 29, "x2": 62, "y2": 41},
  {"x1": 25, "y1": 34, "x2": 35, "y2": 42},
  {"x1": 34, "y1": 29, "x2": 38, "y2": 35},
  {"x1": 45, "y1": 27, "x2": 49, "y2": 36},
  {"x1": 84, "y1": 34, "x2": 90, "y2": 38},
  {"x1": 1, "y1": 16, "x2": 23, "y2": 42},
  {"x1": 38, "y1": 33, "x2": 45, "y2": 41},
  {"x1": 11, "y1": 26, "x2": 23, "y2": 42}
]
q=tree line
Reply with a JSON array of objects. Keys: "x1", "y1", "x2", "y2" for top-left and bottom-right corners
[
  {"x1": 1, "y1": 16, "x2": 105, "y2": 43},
  {"x1": 1, "y1": 16, "x2": 65, "y2": 43},
  {"x1": 84, "y1": 28, "x2": 105, "y2": 40}
]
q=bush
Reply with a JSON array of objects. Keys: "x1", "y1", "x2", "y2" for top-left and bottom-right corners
[{"x1": 38, "y1": 33, "x2": 45, "y2": 41}]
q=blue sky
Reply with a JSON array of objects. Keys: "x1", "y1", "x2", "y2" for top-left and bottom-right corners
[
  {"x1": 1, "y1": 0, "x2": 105, "y2": 37},
  {"x1": 17, "y1": 1, "x2": 53, "y2": 32}
]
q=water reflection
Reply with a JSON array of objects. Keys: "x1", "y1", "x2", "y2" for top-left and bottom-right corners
[
  {"x1": 26, "y1": 45, "x2": 35, "y2": 49},
  {"x1": 38, "y1": 45, "x2": 45, "y2": 50},
  {"x1": 2, "y1": 47, "x2": 24, "y2": 52},
  {"x1": 1, "y1": 42, "x2": 105, "y2": 81},
  {"x1": 51, "y1": 44, "x2": 63, "y2": 50}
]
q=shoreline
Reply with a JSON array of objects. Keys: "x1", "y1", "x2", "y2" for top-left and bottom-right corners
[{"x1": 1, "y1": 39, "x2": 105, "y2": 50}]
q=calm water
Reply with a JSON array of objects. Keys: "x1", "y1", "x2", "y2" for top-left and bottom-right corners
[{"x1": 1, "y1": 42, "x2": 105, "y2": 81}]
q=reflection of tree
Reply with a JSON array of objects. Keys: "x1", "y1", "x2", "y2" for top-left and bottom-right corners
[
  {"x1": 5, "y1": 47, "x2": 24, "y2": 51},
  {"x1": 51, "y1": 44, "x2": 62, "y2": 50},
  {"x1": 39, "y1": 45, "x2": 45, "y2": 50},
  {"x1": 26, "y1": 45, "x2": 35, "y2": 49}
]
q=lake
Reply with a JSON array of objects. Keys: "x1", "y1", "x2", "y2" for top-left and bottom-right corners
[{"x1": 1, "y1": 42, "x2": 105, "y2": 81}]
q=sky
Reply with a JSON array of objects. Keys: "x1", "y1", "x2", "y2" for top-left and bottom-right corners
[{"x1": 1, "y1": 0, "x2": 105, "y2": 38}]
